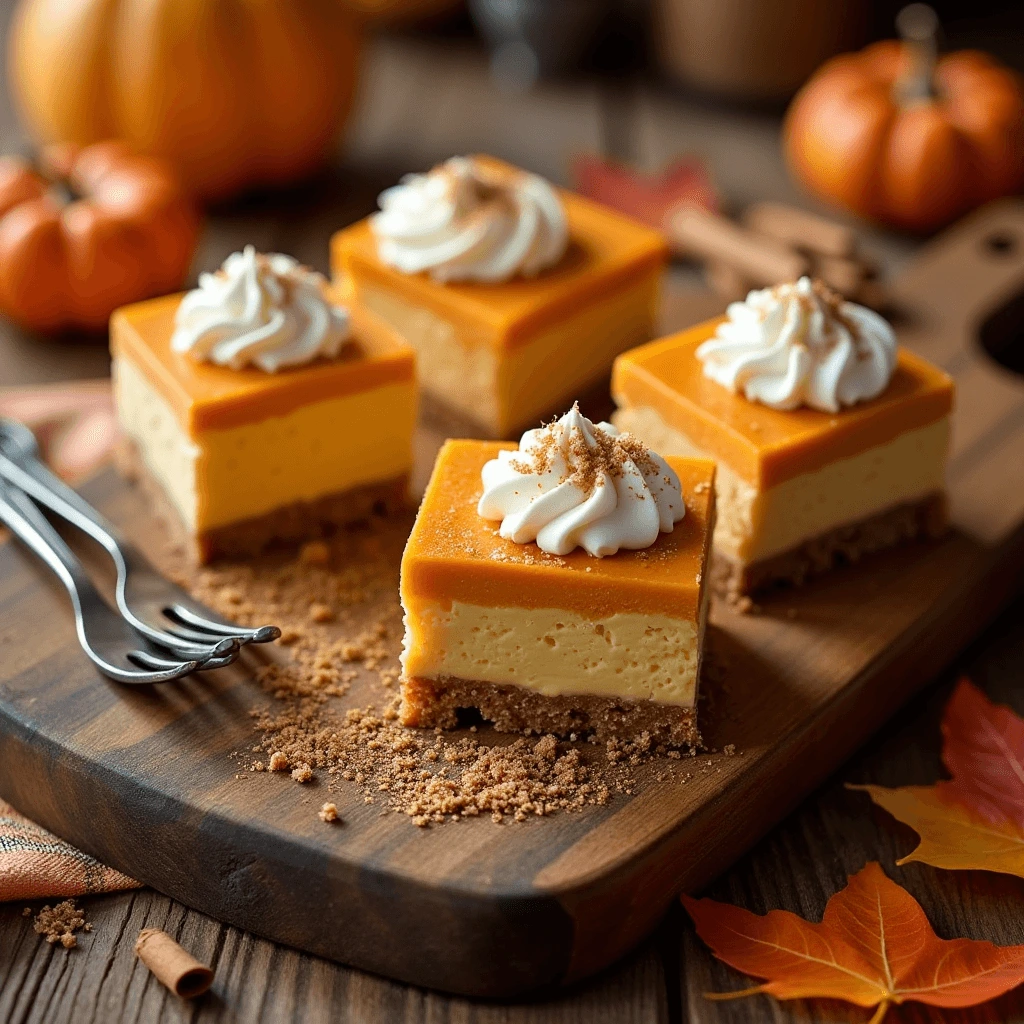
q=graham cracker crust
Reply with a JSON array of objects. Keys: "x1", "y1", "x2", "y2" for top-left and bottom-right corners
[
  {"x1": 117, "y1": 438, "x2": 410, "y2": 564},
  {"x1": 400, "y1": 675, "x2": 700, "y2": 748},
  {"x1": 712, "y1": 492, "x2": 948, "y2": 601}
]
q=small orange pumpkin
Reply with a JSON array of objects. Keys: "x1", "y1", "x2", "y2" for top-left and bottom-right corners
[
  {"x1": 0, "y1": 141, "x2": 200, "y2": 334},
  {"x1": 9, "y1": 0, "x2": 362, "y2": 202},
  {"x1": 784, "y1": 10, "x2": 1024, "y2": 232}
]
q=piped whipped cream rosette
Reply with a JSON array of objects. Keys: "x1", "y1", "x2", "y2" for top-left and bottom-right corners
[
  {"x1": 371, "y1": 156, "x2": 569, "y2": 284},
  {"x1": 696, "y1": 276, "x2": 898, "y2": 413},
  {"x1": 478, "y1": 404, "x2": 685, "y2": 557},
  {"x1": 171, "y1": 246, "x2": 352, "y2": 373}
]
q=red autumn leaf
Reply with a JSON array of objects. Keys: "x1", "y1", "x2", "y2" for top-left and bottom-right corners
[
  {"x1": 0, "y1": 380, "x2": 118, "y2": 482},
  {"x1": 571, "y1": 154, "x2": 718, "y2": 234},
  {"x1": 683, "y1": 861, "x2": 1024, "y2": 1023},
  {"x1": 853, "y1": 679, "x2": 1024, "y2": 877}
]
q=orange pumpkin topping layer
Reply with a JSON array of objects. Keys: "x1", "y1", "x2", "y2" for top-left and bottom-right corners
[{"x1": 402, "y1": 440, "x2": 715, "y2": 621}]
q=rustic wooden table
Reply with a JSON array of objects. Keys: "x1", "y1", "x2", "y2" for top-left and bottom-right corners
[{"x1": 2, "y1": 14, "x2": 1024, "y2": 1024}]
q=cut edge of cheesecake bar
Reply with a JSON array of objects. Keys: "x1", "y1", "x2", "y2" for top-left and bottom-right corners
[
  {"x1": 710, "y1": 491, "x2": 949, "y2": 603},
  {"x1": 117, "y1": 438, "x2": 410, "y2": 564}
]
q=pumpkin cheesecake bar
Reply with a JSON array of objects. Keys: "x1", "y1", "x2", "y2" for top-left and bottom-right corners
[
  {"x1": 612, "y1": 277, "x2": 954, "y2": 599},
  {"x1": 111, "y1": 247, "x2": 417, "y2": 562},
  {"x1": 399, "y1": 407, "x2": 715, "y2": 746},
  {"x1": 331, "y1": 155, "x2": 668, "y2": 438}
]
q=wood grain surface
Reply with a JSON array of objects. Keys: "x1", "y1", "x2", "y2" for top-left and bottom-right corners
[{"x1": 2, "y1": 14, "x2": 1024, "y2": 1023}]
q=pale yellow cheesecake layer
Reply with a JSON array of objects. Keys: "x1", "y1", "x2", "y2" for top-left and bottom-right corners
[
  {"x1": 614, "y1": 404, "x2": 950, "y2": 564},
  {"x1": 401, "y1": 596, "x2": 706, "y2": 708},
  {"x1": 358, "y1": 272, "x2": 659, "y2": 437},
  {"x1": 114, "y1": 354, "x2": 416, "y2": 532}
]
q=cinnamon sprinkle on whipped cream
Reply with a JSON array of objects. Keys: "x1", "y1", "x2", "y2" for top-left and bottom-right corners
[
  {"x1": 696, "y1": 276, "x2": 898, "y2": 413},
  {"x1": 478, "y1": 404, "x2": 685, "y2": 557}
]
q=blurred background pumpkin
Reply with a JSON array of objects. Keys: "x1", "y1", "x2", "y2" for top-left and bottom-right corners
[
  {"x1": 784, "y1": 3, "x2": 1024, "y2": 232},
  {"x1": 8, "y1": 0, "x2": 363, "y2": 203},
  {"x1": 0, "y1": 141, "x2": 199, "y2": 333}
]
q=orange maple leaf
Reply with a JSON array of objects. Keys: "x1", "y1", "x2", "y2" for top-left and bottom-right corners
[
  {"x1": 682, "y1": 861, "x2": 1024, "y2": 1024},
  {"x1": 852, "y1": 679, "x2": 1024, "y2": 877},
  {"x1": 0, "y1": 380, "x2": 117, "y2": 483}
]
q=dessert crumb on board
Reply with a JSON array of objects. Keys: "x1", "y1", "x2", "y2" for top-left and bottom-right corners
[
  {"x1": 318, "y1": 803, "x2": 340, "y2": 823},
  {"x1": 30, "y1": 900, "x2": 91, "y2": 949}
]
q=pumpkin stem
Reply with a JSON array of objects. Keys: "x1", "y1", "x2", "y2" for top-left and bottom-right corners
[{"x1": 895, "y1": 3, "x2": 939, "y2": 103}]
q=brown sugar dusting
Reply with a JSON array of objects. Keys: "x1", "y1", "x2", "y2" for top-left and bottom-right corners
[
  {"x1": 158, "y1": 510, "x2": 710, "y2": 829},
  {"x1": 510, "y1": 404, "x2": 659, "y2": 496},
  {"x1": 32, "y1": 900, "x2": 90, "y2": 949}
]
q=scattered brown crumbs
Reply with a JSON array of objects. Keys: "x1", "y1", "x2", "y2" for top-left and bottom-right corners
[
  {"x1": 723, "y1": 744, "x2": 736, "y2": 756},
  {"x1": 319, "y1": 802, "x2": 340, "y2": 823},
  {"x1": 159, "y1": 511, "x2": 723, "y2": 829},
  {"x1": 309, "y1": 602, "x2": 335, "y2": 623},
  {"x1": 22, "y1": 907, "x2": 31, "y2": 917},
  {"x1": 32, "y1": 900, "x2": 88, "y2": 949}
]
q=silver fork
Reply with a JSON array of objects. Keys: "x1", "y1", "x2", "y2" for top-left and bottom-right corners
[
  {"x1": 0, "y1": 477, "x2": 210, "y2": 683},
  {"x1": 0, "y1": 418, "x2": 280, "y2": 656}
]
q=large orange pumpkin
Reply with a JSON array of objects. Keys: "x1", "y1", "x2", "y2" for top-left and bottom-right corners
[
  {"x1": 0, "y1": 142, "x2": 200, "y2": 334},
  {"x1": 9, "y1": 0, "x2": 362, "y2": 202},
  {"x1": 784, "y1": 35, "x2": 1024, "y2": 232}
]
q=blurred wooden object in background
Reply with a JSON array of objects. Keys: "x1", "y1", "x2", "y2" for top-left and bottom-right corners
[{"x1": 652, "y1": 0, "x2": 868, "y2": 102}]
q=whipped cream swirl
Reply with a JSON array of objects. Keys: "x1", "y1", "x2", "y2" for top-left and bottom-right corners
[
  {"x1": 371, "y1": 156, "x2": 568, "y2": 284},
  {"x1": 478, "y1": 405, "x2": 685, "y2": 558},
  {"x1": 171, "y1": 246, "x2": 352, "y2": 373},
  {"x1": 695, "y1": 276, "x2": 898, "y2": 413}
]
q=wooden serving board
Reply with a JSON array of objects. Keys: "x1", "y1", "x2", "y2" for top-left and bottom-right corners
[{"x1": 2, "y1": 202, "x2": 1024, "y2": 999}]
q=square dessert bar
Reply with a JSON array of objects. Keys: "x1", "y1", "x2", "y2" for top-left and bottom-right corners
[
  {"x1": 612, "y1": 318, "x2": 954, "y2": 598},
  {"x1": 111, "y1": 294, "x2": 417, "y2": 562},
  {"x1": 331, "y1": 158, "x2": 668, "y2": 438},
  {"x1": 399, "y1": 439, "x2": 716, "y2": 747}
]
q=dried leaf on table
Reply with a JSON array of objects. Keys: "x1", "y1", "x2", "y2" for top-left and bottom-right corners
[
  {"x1": 852, "y1": 678, "x2": 1024, "y2": 877},
  {"x1": 571, "y1": 154, "x2": 718, "y2": 234},
  {"x1": 0, "y1": 380, "x2": 117, "y2": 482},
  {"x1": 683, "y1": 861, "x2": 1024, "y2": 1024}
]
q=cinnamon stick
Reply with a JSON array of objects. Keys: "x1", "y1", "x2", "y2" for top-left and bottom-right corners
[
  {"x1": 705, "y1": 261, "x2": 750, "y2": 302},
  {"x1": 135, "y1": 929, "x2": 213, "y2": 999},
  {"x1": 667, "y1": 207, "x2": 808, "y2": 286},
  {"x1": 743, "y1": 201, "x2": 856, "y2": 258}
]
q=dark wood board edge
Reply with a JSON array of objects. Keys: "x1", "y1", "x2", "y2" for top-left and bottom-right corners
[{"x1": 547, "y1": 524, "x2": 1024, "y2": 985}]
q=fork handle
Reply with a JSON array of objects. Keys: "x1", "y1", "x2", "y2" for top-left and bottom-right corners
[
  {"x1": 0, "y1": 450, "x2": 124, "y2": 560},
  {"x1": 0, "y1": 479, "x2": 93, "y2": 602}
]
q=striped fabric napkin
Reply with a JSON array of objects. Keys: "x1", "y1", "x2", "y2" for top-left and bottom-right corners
[
  {"x1": 1, "y1": 380, "x2": 139, "y2": 901},
  {"x1": 0, "y1": 800, "x2": 140, "y2": 902}
]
